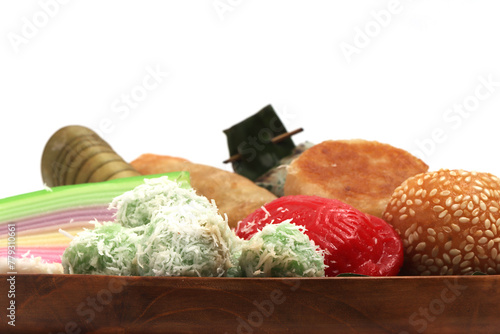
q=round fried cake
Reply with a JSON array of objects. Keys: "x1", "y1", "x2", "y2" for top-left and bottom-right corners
[{"x1": 284, "y1": 139, "x2": 429, "y2": 218}]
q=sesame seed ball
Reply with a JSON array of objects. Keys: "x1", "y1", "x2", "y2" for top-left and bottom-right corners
[{"x1": 383, "y1": 169, "x2": 500, "y2": 275}]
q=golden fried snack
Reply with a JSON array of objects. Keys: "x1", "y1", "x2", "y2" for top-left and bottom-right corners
[
  {"x1": 284, "y1": 139, "x2": 429, "y2": 218},
  {"x1": 384, "y1": 169, "x2": 500, "y2": 275},
  {"x1": 130, "y1": 153, "x2": 277, "y2": 229}
]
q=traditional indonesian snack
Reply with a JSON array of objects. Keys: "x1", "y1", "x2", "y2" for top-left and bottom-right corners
[
  {"x1": 110, "y1": 176, "x2": 200, "y2": 228},
  {"x1": 136, "y1": 204, "x2": 235, "y2": 277},
  {"x1": 130, "y1": 153, "x2": 277, "y2": 229},
  {"x1": 62, "y1": 221, "x2": 141, "y2": 275},
  {"x1": 384, "y1": 169, "x2": 500, "y2": 276},
  {"x1": 239, "y1": 220, "x2": 325, "y2": 277},
  {"x1": 236, "y1": 195, "x2": 404, "y2": 277},
  {"x1": 284, "y1": 139, "x2": 429, "y2": 218},
  {"x1": 41, "y1": 125, "x2": 141, "y2": 187},
  {"x1": 61, "y1": 176, "x2": 242, "y2": 277}
]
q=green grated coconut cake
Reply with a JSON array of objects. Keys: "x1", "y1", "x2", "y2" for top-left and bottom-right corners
[
  {"x1": 61, "y1": 221, "x2": 141, "y2": 275},
  {"x1": 239, "y1": 220, "x2": 326, "y2": 277}
]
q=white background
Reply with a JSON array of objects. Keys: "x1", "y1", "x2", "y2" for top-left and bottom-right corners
[{"x1": 1, "y1": 0, "x2": 499, "y2": 199}]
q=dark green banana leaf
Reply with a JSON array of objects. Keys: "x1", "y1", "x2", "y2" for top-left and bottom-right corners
[{"x1": 223, "y1": 105, "x2": 296, "y2": 181}]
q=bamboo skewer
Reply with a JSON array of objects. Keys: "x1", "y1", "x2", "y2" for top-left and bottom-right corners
[{"x1": 223, "y1": 128, "x2": 303, "y2": 164}]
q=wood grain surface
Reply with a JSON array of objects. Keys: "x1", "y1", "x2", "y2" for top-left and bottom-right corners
[{"x1": 1, "y1": 274, "x2": 499, "y2": 333}]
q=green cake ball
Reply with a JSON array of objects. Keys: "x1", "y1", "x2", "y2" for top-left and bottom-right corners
[
  {"x1": 136, "y1": 201, "x2": 237, "y2": 277},
  {"x1": 61, "y1": 221, "x2": 140, "y2": 275},
  {"x1": 110, "y1": 176, "x2": 208, "y2": 228},
  {"x1": 239, "y1": 220, "x2": 326, "y2": 277}
]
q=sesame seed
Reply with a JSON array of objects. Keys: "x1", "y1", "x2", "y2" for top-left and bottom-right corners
[
  {"x1": 459, "y1": 240, "x2": 467, "y2": 249},
  {"x1": 435, "y1": 258, "x2": 444, "y2": 267},
  {"x1": 453, "y1": 185, "x2": 462, "y2": 192},
  {"x1": 430, "y1": 189, "x2": 438, "y2": 197},
  {"x1": 399, "y1": 207, "x2": 407, "y2": 214},
  {"x1": 417, "y1": 265, "x2": 426, "y2": 272},
  {"x1": 492, "y1": 224, "x2": 498, "y2": 235},
  {"x1": 421, "y1": 270, "x2": 431, "y2": 276},
  {"x1": 425, "y1": 259, "x2": 434, "y2": 266},
  {"x1": 432, "y1": 205, "x2": 444, "y2": 212},
  {"x1": 459, "y1": 260, "x2": 471, "y2": 268},
  {"x1": 408, "y1": 234, "x2": 414, "y2": 244},
  {"x1": 455, "y1": 195, "x2": 463, "y2": 202},
  {"x1": 487, "y1": 267, "x2": 497, "y2": 274},
  {"x1": 408, "y1": 188, "x2": 415, "y2": 196},
  {"x1": 485, "y1": 223, "x2": 493, "y2": 233},
  {"x1": 480, "y1": 201, "x2": 487, "y2": 211},
  {"x1": 475, "y1": 179, "x2": 485, "y2": 186},
  {"x1": 451, "y1": 204, "x2": 461, "y2": 211},
  {"x1": 444, "y1": 241, "x2": 452, "y2": 251},
  {"x1": 440, "y1": 190, "x2": 451, "y2": 196},
  {"x1": 465, "y1": 244, "x2": 474, "y2": 252},
  {"x1": 412, "y1": 254, "x2": 422, "y2": 262},
  {"x1": 423, "y1": 201, "x2": 430, "y2": 209},
  {"x1": 403, "y1": 239, "x2": 410, "y2": 247},
  {"x1": 417, "y1": 178, "x2": 423, "y2": 186},
  {"x1": 440, "y1": 266, "x2": 448, "y2": 275},
  {"x1": 427, "y1": 236, "x2": 436, "y2": 243},
  {"x1": 466, "y1": 236, "x2": 475, "y2": 244},
  {"x1": 473, "y1": 195, "x2": 480, "y2": 204},
  {"x1": 464, "y1": 251, "x2": 475, "y2": 260},
  {"x1": 488, "y1": 240, "x2": 495, "y2": 249},
  {"x1": 465, "y1": 176, "x2": 472, "y2": 182},
  {"x1": 432, "y1": 198, "x2": 440, "y2": 204},
  {"x1": 472, "y1": 208, "x2": 480, "y2": 216},
  {"x1": 472, "y1": 217, "x2": 480, "y2": 225},
  {"x1": 468, "y1": 201, "x2": 475, "y2": 211},
  {"x1": 429, "y1": 266, "x2": 439, "y2": 273},
  {"x1": 415, "y1": 189, "x2": 423, "y2": 197},
  {"x1": 459, "y1": 217, "x2": 470, "y2": 223},
  {"x1": 474, "y1": 230, "x2": 484, "y2": 237},
  {"x1": 452, "y1": 255, "x2": 463, "y2": 265},
  {"x1": 406, "y1": 200, "x2": 413, "y2": 206},
  {"x1": 445, "y1": 198, "x2": 453, "y2": 207},
  {"x1": 454, "y1": 210, "x2": 464, "y2": 217},
  {"x1": 417, "y1": 227, "x2": 423, "y2": 234},
  {"x1": 431, "y1": 246, "x2": 439, "y2": 257},
  {"x1": 409, "y1": 209, "x2": 416, "y2": 217},
  {"x1": 461, "y1": 267, "x2": 473, "y2": 274},
  {"x1": 443, "y1": 226, "x2": 452, "y2": 233},
  {"x1": 400, "y1": 214, "x2": 408, "y2": 221},
  {"x1": 415, "y1": 242, "x2": 427, "y2": 252},
  {"x1": 481, "y1": 193, "x2": 489, "y2": 201},
  {"x1": 473, "y1": 185, "x2": 484, "y2": 191},
  {"x1": 438, "y1": 232, "x2": 445, "y2": 243},
  {"x1": 443, "y1": 253, "x2": 451, "y2": 264},
  {"x1": 402, "y1": 194, "x2": 407, "y2": 203},
  {"x1": 477, "y1": 237, "x2": 488, "y2": 245},
  {"x1": 415, "y1": 199, "x2": 423, "y2": 206},
  {"x1": 438, "y1": 210, "x2": 449, "y2": 219},
  {"x1": 449, "y1": 249, "x2": 461, "y2": 256},
  {"x1": 476, "y1": 245, "x2": 486, "y2": 254},
  {"x1": 451, "y1": 224, "x2": 461, "y2": 232},
  {"x1": 427, "y1": 228, "x2": 436, "y2": 236}
]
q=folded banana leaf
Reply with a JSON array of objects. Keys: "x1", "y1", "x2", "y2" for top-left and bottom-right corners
[{"x1": 223, "y1": 105, "x2": 296, "y2": 181}]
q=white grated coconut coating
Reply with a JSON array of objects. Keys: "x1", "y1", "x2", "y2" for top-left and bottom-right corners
[
  {"x1": 239, "y1": 220, "x2": 325, "y2": 277},
  {"x1": 61, "y1": 221, "x2": 141, "y2": 275},
  {"x1": 136, "y1": 198, "x2": 240, "y2": 277},
  {"x1": 110, "y1": 176, "x2": 205, "y2": 228}
]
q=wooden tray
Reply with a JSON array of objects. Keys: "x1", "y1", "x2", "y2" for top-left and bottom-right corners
[{"x1": 1, "y1": 274, "x2": 499, "y2": 333}]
